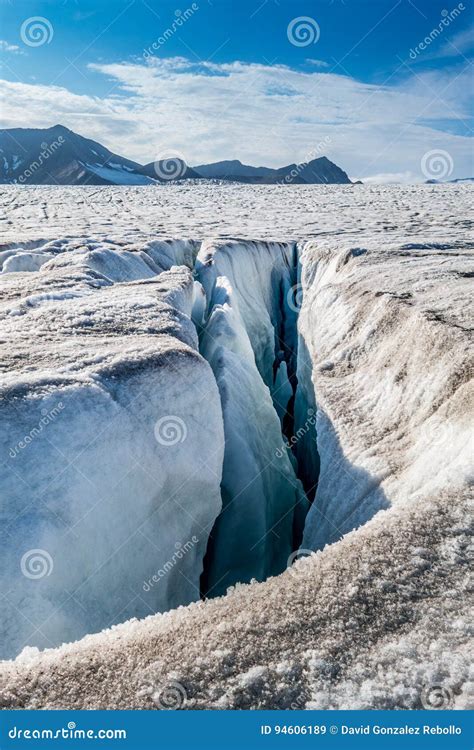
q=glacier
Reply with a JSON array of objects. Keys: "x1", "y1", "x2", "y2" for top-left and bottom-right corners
[
  {"x1": 0, "y1": 239, "x2": 225, "y2": 658},
  {"x1": 0, "y1": 183, "x2": 472, "y2": 709},
  {"x1": 196, "y1": 239, "x2": 308, "y2": 596},
  {"x1": 0, "y1": 233, "x2": 314, "y2": 654}
]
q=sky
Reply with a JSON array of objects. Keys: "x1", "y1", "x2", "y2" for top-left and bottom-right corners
[{"x1": 0, "y1": 0, "x2": 473, "y2": 181}]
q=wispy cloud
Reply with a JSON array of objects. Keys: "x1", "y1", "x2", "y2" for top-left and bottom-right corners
[
  {"x1": 0, "y1": 40, "x2": 24, "y2": 55},
  {"x1": 306, "y1": 59, "x2": 330, "y2": 68},
  {"x1": 0, "y1": 56, "x2": 472, "y2": 181},
  {"x1": 436, "y1": 25, "x2": 474, "y2": 58},
  {"x1": 360, "y1": 171, "x2": 419, "y2": 184},
  {"x1": 72, "y1": 10, "x2": 97, "y2": 22}
]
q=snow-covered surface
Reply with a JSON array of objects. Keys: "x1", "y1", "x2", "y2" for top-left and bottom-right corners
[
  {"x1": 0, "y1": 238, "x2": 224, "y2": 658},
  {"x1": 0, "y1": 182, "x2": 470, "y2": 244},
  {"x1": 299, "y1": 241, "x2": 473, "y2": 551},
  {"x1": 85, "y1": 163, "x2": 153, "y2": 186},
  {"x1": 0, "y1": 183, "x2": 472, "y2": 709}
]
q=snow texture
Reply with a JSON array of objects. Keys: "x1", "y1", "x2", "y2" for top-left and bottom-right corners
[
  {"x1": 0, "y1": 238, "x2": 224, "y2": 659},
  {"x1": 0, "y1": 183, "x2": 472, "y2": 709}
]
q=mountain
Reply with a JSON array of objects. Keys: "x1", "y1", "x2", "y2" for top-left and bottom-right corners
[
  {"x1": 273, "y1": 156, "x2": 351, "y2": 184},
  {"x1": 0, "y1": 125, "x2": 153, "y2": 186},
  {"x1": 139, "y1": 159, "x2": 201, "y2": 181},
  {"x1": 194, "y1": 156, "x2": 351, "y2": 184},
  {"x1": 194, "y1": 159, "x2": 275, "y2": 180},
  {"x1": 425, "y1": 177, "x2": 473, "y2": 184},
  {"x1": 0, "y1": 124, "x2": 352, "y2": 185}
]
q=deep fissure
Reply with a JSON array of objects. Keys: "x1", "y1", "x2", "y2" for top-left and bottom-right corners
[{"x1": 193, "y1": 241, "x2": 321, "y2": 598}]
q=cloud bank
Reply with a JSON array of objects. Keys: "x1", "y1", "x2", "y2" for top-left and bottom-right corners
[{"x1": 0, "y1": 56, "x2": 472, "y2": 181}]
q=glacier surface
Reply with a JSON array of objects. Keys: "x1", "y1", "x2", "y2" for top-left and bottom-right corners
[
  {"x1": 0, "y1": 183, "x2": 472, "y2": 709},
  {"x1": 0, "y1": 239, "x2": 225, "y2": 658}
]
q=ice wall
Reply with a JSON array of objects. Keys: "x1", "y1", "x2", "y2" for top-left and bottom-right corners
[
  {"x1": 298, "y1": 242, "x2": 473, "y2": 551},
  {"x1": 196, "y1": 240, "x2": 308, "y2": 595},
  {"x1": 1, "y1": 185, "x2": 471, "y2": 709},
  {"x1": 5, "y1": 232, "x2": 469, "y2": 661},
  {"x1": 0, "y1": 240, "x2": 224, "y2": 659}
]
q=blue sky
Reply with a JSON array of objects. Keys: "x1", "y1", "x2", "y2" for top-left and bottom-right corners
[{"x1": 0, "y1": 0, "x2": 473, "y2": 180}]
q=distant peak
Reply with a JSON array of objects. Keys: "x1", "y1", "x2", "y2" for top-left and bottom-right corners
[{"x1": 50, "y1": 124, "x2": 70, "y2": 132}]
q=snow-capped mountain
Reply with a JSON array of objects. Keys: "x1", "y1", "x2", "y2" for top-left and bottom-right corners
[
  {"x1": 0, "y1": 125, "x2": 352, "y2": 185},
  {"x1": 0, "y1": 125, "x2": 153, "y2": 186}
]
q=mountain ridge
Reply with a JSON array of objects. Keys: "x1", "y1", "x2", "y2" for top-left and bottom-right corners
[{"x1": 0, "y1": 124, "x2": 352, "y2": 186}]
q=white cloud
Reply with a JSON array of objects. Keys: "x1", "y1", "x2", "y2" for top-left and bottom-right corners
[
  {"x1": 0, "y1": 40, "x2": 23, "y2": 55},
  {"x1": 0, "y1": 57, "x2": 472, "y2": 181},
  {"x1": 360, "y1": 171, "x2": 419, "y2": 184},
  {"x1": 436, "y1": 25, "x2": 474, "y2": 58},
  {"x1": 306, "y1": 59, "x2": 329, "y2": 68}
]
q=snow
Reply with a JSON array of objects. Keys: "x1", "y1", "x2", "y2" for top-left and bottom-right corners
[
  {"x1": 85, "y1": 163, "x2": 153, "y2": 186},
  {"x1": 298, "y1": 240, "x2": 473, "y2": 550},
  {"x1": 0, "y1": 488, "x2": 470, "y2": 710},
  {"x1": 0, "y1": 182, "x2": 472, "y2": 709},
  {"x1": 2, "y1": 251, "x2": 54, "y2": 272},
  {"x1": 0, "y1": 239, "x2": 224, "y2": 659}
]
